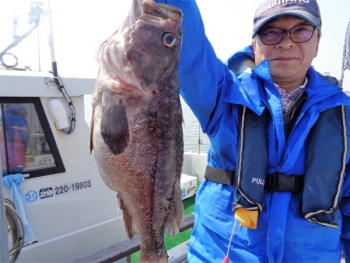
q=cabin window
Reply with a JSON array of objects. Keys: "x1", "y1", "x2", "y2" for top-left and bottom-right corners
[{"x1": 0, "y1": 97, "x2": 65, "y2": 178}]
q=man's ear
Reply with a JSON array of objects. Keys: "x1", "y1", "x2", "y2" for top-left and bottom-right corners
[
  {"x1": 314, "y1": 38, "x2": 320, "y2": 58},
  {"x1": 252, "y1": 39, "x2": 256, "y2": 53}
]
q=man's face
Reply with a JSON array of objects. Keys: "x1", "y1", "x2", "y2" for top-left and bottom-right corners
[{"x1": 252, "y1": 15, "x2": 320, "y2": 87}]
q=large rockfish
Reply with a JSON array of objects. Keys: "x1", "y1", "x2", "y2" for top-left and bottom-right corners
[{"x1": 89, "y1": 0, "x2": 183, "y2": 262}]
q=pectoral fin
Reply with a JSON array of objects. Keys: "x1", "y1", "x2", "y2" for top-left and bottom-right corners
[{"x1": 101, "y1": 100, "x2": 130, "y2": 155}]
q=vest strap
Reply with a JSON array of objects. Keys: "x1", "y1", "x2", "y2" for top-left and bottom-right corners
[
  {"x1": 204, "y1": 166, "x2": 236, "y2": 186},
  {"x1": 204, "y1": 166, "x2": 304, "y2": 193},
  {"x1": 266, "y1": 172, "x2": 304, "y2": 193}
]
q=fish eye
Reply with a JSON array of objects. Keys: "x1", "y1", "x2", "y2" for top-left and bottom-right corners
[{"x1": 162, "y1": 32, "x2": 177, "y2": 48}]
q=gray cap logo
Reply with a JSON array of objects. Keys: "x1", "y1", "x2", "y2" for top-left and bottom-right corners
[{"x1": 252, "y1": 0, "x2": 322, "y2": 38}]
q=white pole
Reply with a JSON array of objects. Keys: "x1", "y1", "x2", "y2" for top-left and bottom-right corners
[
  {"x1": 340, "y1": 19, "x2": 350, "y2": 88},
  {"x1": 340, "y1": 70, "x2": 344, "y2": 88},
  {"x1": 47, "y1": 0, "x2": 56, "y2": 63},
  {"x1": 47, "y1": 0, "x2": 58, "y2": 76},
  {"x1": 198, "y1": 124, "x2": 201, "y2": 154},
  {"x1": 0, "y1": 158, "x2": 10, "y2": 263},
  {"x1": 37, "y1": 26, "x2": 41, "y2": 72}
]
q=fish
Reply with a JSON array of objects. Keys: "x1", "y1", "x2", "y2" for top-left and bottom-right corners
[{"x1": 89, "y1": 0, "x2": 184, "y2": 262}]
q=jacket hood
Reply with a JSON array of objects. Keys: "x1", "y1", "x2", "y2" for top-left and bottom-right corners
[
  {"x1": 226, "y1": 46, "x2": 256, "y2": 75},
  {"x1": 304, "y1": 67, "x2": 348, "y2": 109}
]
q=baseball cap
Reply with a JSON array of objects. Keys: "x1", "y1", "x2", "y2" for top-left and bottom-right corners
[{"x1": 252, "y1": 0, "x2": 322, "y2": 38}]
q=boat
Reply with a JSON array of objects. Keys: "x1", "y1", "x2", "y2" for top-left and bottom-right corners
[
  {"x1": 0, "y1": 2, "x2": 207, "y2": 262},
  {"x1": 0, "y1": 68, "x2": 208, "y2": 263},
  {"x1": 0, "y1": 68, "x2": 132, "y2": 263}
]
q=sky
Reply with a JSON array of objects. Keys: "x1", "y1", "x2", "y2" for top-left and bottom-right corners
[{"x1": 1, "y1": 0, "x2": 350, "y2": 90}]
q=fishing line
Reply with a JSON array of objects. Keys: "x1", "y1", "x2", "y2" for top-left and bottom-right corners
[{"x1": 222, "y1": 217, "x2": 238, "y2": 263}]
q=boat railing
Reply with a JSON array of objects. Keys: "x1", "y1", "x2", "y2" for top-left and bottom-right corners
[
  {"x1": 0, "y1": 161, "x2": 10, "y2": 263},
  {"x1": 70, "y1": 213, "x2": 194, "y2": 263}
]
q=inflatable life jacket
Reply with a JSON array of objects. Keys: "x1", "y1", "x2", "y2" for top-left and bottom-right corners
[{"x1": 234, "y1": 105, "x2": 347, "y2": 228}]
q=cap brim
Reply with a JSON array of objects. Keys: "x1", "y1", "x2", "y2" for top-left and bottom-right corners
[{"x1": 252, "y1": 11, "x2": 321, "y2": 38}]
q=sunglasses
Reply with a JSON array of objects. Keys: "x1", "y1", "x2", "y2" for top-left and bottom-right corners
[{"x1": 259, "y1": 24, "x2": 318, "y2": 45}]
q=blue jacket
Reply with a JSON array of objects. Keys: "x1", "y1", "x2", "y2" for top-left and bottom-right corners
[{"x1": 155, "y1": 0, "x2": 350, "y2": 262}]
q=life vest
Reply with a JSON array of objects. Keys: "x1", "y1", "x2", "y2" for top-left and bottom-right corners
[{"x1": 233, "y1": 105, "x2": 348, "y2": 228}]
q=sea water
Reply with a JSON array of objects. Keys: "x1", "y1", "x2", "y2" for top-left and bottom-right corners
[{"x1": 84, "y1": 95, "x2": 209, "y2": 154}]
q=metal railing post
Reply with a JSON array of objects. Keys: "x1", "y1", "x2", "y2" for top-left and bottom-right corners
[{"x1": 0, "y1": 158, "x2": 10, "y2": 263}]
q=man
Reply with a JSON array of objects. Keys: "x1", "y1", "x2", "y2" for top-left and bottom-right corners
[
  {"x1": 3, "y1": 104, "x2": 29, "y2": 174},
  {"x1": 154, "y1": 0, "x2": 350, "y2": 262}
]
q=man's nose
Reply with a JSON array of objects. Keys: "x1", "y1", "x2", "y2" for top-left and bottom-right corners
[{"x1": 277, "y1": 31, "x2": 295, "y2": 48}]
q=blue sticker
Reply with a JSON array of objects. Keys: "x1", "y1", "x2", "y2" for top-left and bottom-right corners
[{"x1": 25, "y1": 190, "x2": 38, "y2": 203}]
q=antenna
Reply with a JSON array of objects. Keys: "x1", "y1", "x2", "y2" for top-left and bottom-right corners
[
  {"x1": 47, "y1": 0, "x2": 76, "y2": 135},
  {"x1": 47, "y1": 0, "x2": 57, "y2": 76},
  {"x1": 0, "y1": 3, "x2": 45, "y2": 69},
  {"x1": 340, "y1": 19, "x2": 350, "y2": 88},
  {"x1": 12, "y1": 16, "x2": 18, "y2": 39},
  {"x1": 37, "y1": 21, "x2": 41, "y2": 72}
]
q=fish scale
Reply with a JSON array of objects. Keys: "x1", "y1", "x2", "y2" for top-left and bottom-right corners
[{"x1": 89, "y1": 0, "x2": 183, "y2": 262}]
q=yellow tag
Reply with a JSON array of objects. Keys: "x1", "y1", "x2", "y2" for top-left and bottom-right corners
[{"x1": 235, "y1": 208, "x2": 258, "y2": 229}]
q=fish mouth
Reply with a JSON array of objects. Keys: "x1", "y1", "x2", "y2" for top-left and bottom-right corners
[
  {"x1": 142, "y1": 0, "x2": 182, "y2": 20},
  {"x1": 108, "y1": 73, "x2": 138, "y2": 92}
]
